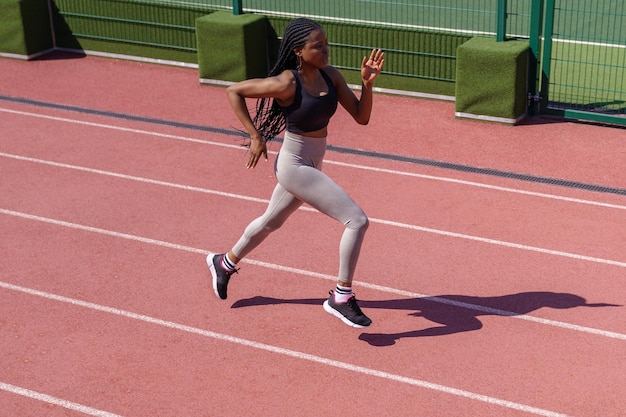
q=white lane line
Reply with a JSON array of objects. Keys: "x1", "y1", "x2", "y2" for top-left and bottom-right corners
[
  {"x1": 0, "y1": 151, "x2": 269, "y2": 205},
  {"x1": 373, "y1": 217, "x2": 626, "y2": 268},
  {"x1": 0, "y1": 381, "x2": 123, "y2": 417},
  {"x1": 2, "y1": 151, "x2": 626, "y2": 269},
  {"x1": 0, "y1": 281, "x2": 572, "y2": 417},
  {"x1": 0, "y1": 106, "x2": 244, "y2": 147},
  {"x1": 1, "y1": 208, "x2": 624, "y2": 341},
  {"x1": 2, "y1": 107, "x2": 625, "y2": 211},
  {"x1": 324, "y1": 159, "x2": 626, "y2": 211}
]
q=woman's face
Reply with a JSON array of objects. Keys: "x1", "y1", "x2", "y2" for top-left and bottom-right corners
[{"x1": 299, "y1": 29, "x2": 329, "y2": 68}]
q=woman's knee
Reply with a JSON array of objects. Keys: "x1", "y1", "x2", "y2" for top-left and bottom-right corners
[{"x1": 346, "y1": 210, "x2": 369, "y2": 231}]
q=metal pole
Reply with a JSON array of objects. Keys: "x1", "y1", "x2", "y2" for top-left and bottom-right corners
[
  {"x1": 540, "y1": 0, "x2": 555, "y2": 110},
  {"x1": 233, "y1": 0, "x2": 243, "y2": 15},
  {"x1": 527, "y1": 0, "x2": 544, "y2": 115},
  {"x1": 46, "y1": 0, "x2": 57, "y2": 48},
  {"x1": 529, "y1": 0, "x2": 543, "y2": 58},
  {"x1": 496, "y1": 0, "x2": 507, "y2": 41}
]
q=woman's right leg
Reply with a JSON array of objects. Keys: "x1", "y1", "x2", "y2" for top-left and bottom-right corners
[
  {"x1": 230, "y1": 183, "x2": 303, "y2": 259},
  {"x1": 209, "y1": 183, "x2": 302, "y2": 300}
]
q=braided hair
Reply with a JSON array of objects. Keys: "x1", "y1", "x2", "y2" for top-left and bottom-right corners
[{"x1": 253, "y1": 18, "x2": 323, "y2": 141}]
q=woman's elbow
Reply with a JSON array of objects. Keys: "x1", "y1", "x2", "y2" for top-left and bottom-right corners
[
  {"x1": 356, "y1": 116, "x2": 370, "y2": 125},
  {"x1": 226, "y1": 85, "x2": 241, "y2": 98},
  {"x1": 354, "y1": 106, "x2": 372, "y2": 125}
]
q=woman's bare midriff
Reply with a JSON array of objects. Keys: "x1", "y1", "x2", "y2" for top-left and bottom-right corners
[{"x1": 298, "y1": 127, "x2": 328, "y2": 138}]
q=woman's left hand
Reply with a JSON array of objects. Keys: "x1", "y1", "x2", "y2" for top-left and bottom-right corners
[{"x1": 361, "y1": 49, "x2": 385, "y2": 85}]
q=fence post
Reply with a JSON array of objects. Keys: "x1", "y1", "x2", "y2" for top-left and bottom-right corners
[
  {"x1": 539, "y1": 0, "x2": 555, "y2": 110},
  {"x1": 232, "y1": 0, "x2": 243, "y2": 15},
  {"x1": 527, "y1": 0, "x2": 544, "y2": 115},
  {"x1": 496, "y1": 0, "x2": 507, "y2": 41}
]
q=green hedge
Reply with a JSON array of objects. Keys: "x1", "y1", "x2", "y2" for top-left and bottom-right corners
[
  {"x1": 455, "y1": 37, "x2": 529, "y2": 123},
  {"x1": 0, "y1": 0, "x2": 53, "y2": 58}
]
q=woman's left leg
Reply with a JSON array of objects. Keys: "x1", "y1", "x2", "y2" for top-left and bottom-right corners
[{"x1": 278, "y1": 163, "x2": 369, "y2": 285}]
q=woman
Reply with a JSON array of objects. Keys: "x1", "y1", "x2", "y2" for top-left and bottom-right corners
[{"x1": 207, "y1": 18, "x2": 384, "y2": 328}]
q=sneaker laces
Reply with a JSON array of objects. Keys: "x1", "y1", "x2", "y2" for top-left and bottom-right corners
[
  {"x1": 224, "y1": 267, "x2": 239, "y2": 278},
  {"x1": 345, "y1": 295, "x2": 365, "y2": 315},
  {"x1": 219, "y1": 254, "x2": 239, "y2": 278}
]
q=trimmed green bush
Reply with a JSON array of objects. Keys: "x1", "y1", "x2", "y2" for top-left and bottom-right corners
[
  {"x1": 196, "y1": 12, "x2": 270, "y2": 82},
  {"x1": 0, "y1": 0, "x2": 53, "y2": 58},
  {"x1": 455, "y1": 37, "x2": 529, "y2": 123}
]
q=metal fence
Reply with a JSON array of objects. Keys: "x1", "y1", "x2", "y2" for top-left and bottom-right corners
[
  {"x1": 537, "y1": 0, "x2": 626, "y2": 124},
  {"x1": 52, "y1": 0, "x2": 218, "y2": 62},
  {"x1": 50, "y1": 0, "x2": 505, "y2": 93},
  {"x1": 49, "y1": 0, "x2": 626, "y2": 125}
]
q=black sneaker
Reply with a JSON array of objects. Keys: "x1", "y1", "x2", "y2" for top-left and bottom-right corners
[
  {"x1": 206, "y1": 253, "x2": 237, "y2": 300},
  {"x1": 323, "y1": 291, "x2": 372, "y2": 328}
]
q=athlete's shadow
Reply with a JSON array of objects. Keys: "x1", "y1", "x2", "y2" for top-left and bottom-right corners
[{"x1": 231, "y1": 292, "x2": 619, "y2": 346}]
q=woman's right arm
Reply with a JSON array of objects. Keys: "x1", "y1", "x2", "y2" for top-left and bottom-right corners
[
  {"x1": 226, "y1": 73, "x2": 294, "y2": 168},
  {"x1": 226, "y1": 72, "x2": 294, "y2": 140}
]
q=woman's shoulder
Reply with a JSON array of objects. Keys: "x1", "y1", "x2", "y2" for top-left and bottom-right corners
[
  {"x1": 270, "y1": 69, "x2": 296, "y2": 89},
  {"x1": 321, "y1": 65, "x2": 339, "y2": 76},
  {"x1": 321, "y1": 65, "x2": 346, "y2": 84},
  {"x1": 277, "y1": 69, "x2": 296, "y2": 80},
  {"x1": 271, "y1": 69, "x2": 298, "y2": 103}
]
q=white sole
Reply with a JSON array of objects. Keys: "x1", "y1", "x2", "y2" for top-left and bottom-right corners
[
  {"x1": 323, "y1": 300, "x2": 369, "y2": 328},
  {"x1": 206, "y1": 252, "x2": 221, "y2": 299}
]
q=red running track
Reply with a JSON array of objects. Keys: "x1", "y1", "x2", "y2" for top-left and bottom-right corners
[{"x1": 1, "y1": 53, "x2": 625, "y2": 417}]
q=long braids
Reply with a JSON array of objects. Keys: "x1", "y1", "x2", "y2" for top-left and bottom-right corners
[{"x1": 253, "y1": 18, "x2": 322, "y2": 141}]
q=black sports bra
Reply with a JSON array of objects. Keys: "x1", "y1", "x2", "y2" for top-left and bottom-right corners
[{"x1": 280, "y1": 69, "x2": 338, "y2": 133}]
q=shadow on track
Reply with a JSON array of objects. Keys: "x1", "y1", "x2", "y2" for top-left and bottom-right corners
[{"x1": 231, "y1": 292, "x2": 620, "y2": 346}]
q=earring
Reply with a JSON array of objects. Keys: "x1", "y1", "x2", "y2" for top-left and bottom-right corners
[{"x1": 296, "y1": 54, "x2": 303, "y2": 71}]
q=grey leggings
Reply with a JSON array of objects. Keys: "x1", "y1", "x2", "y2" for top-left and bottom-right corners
[{"x1": 231, "y1": 131, "x2": 369, "y2": 283}]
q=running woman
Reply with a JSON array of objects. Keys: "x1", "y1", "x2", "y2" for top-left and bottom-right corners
[{"x1": 207, "y1": 18, "x2": 384, "y2": 328}]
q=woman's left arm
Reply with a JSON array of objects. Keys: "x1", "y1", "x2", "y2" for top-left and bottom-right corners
[{"x1": 333, "y1": 48, "x2": 385, "y2": 125}]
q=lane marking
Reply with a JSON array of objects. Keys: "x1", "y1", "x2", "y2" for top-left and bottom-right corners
[
  {"x1": 0, "y1": 281, "x2": 572, "y2": 417},
  {"x1": 372, "y1": 217, "x2": 626, "y2": 268},
  {"x1": 2, "y1": 107, "x2": 626, "y2": 210},
  {"x1": 2, "y1": 152, "x2": 626, "y2": 268},
  {"x1": 0, "y1": 151, "x2": 269, "y2": 205},
  {"x1": 324, "y1": 159, "x2": 626, "y2": 211},
  {"x1": 0, "y1": 382, "x2": 123, "y2": 417},
  {"x1": 1, "y1": 208, "x2": 624, "y2": 341},
  {"x1": 0, "y1": 107, "x2": 243, "y2": 149}
]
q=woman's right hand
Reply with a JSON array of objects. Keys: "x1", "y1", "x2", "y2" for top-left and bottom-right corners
[{"x1": 246, "y1": 137, "x2": 268, "y2": 169}]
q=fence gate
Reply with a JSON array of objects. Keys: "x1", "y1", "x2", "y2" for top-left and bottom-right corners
[{"x1": 529, "y1": 0, "x2": 626, "y2": 126}]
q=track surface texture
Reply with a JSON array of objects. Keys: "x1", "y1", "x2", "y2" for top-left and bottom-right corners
[{"x1": 1, "y1": 52, "x2": 625, "y2": 417}]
